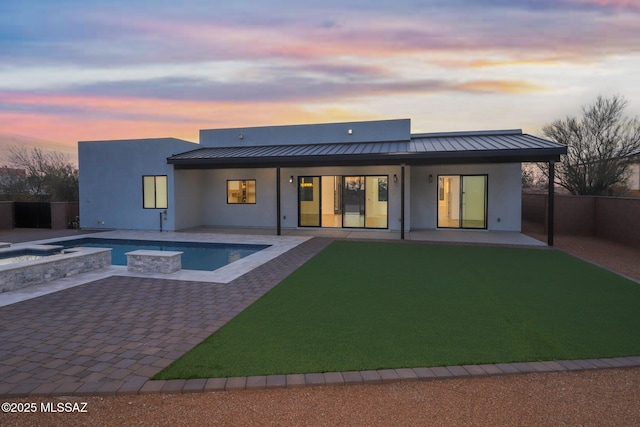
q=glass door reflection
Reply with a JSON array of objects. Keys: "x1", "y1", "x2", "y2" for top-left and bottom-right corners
[{"x1": 342, "y1": 176, "x2": 365, "y2": 228}]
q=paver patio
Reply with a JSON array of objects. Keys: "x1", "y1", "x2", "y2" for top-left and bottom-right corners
[{"x1": 0, "y1": 237, "x2": 332, "y2": 397}]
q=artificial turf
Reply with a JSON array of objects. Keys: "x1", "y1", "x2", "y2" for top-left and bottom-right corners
[{"x1": 154, "y1": 240, "x2": 640, "y2": 379}]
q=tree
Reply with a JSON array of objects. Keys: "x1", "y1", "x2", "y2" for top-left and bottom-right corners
[
  {"x1": 2, "y1": 146, "x2": 78, "y2": 201},
  {"x1": 0, "y1": 167, "x2": 28, "y2": 201},
  {"x1": 540, "y1": 95, "x2": 640, "y2": 195}
]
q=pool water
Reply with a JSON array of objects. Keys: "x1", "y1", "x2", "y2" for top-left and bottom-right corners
[
  {"x1": 53, "y1": 238, "x2": 269, "y2": 272},
  {"x1": 0, "y1": 247, "x2": 63, "y2": 266}
]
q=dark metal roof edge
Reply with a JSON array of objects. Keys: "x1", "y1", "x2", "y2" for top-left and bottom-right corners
[{"x1": 168, "y1": 147, "x2": 565, "y2": 168}]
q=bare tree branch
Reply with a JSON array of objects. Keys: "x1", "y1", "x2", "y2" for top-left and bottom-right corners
[
  {"x1": 2, "y1": 146, "x2": 78, "y2": 201},
  {"x1": 539, "y1": 95, "x2": 640, "y2": 195}
]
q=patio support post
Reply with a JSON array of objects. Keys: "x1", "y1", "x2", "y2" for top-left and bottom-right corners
[
  {"x1": 401, "y1": 163, "x2": 405, "y2": 240},
  {"x1": 276, "y1": 166, "x2": 281, "y2": 236},
  {"x1": 547, "y1": 160, "x2": 555, "y2": 246}
]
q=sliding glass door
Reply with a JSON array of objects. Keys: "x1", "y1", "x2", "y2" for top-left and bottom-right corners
[
  {"x1": 365, "y1": 176, "x2": 388, "y2": 228},
  {"x1": 343, "y1": 176, "x2": 365, "y2": 227},
  {"x1": 298, "y1": 175, "x2": 388, "y2": 229},
  {"x1": 461, "y1": 176, "x2": 486, "y2": 228},
  {"x1": 437, "y1": 175, "x2": 487, "y2": 229}
]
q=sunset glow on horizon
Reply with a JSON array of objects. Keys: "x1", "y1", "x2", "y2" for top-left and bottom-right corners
[{"x1": 1, "y1": 0, "x2": 639, "y2": 161}]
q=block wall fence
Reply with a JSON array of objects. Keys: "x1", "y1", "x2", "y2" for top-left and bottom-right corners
[
  {"x1": 522, "y1": 193, "x2": 640, "y2": 248},
  {"x1": 0, "y1": 201, "x2": 79, "y2": 230}
]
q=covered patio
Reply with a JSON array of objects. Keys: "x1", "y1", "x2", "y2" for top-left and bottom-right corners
[{"x1": 168, "y1": 124, "x2": 565, "y2": 245}]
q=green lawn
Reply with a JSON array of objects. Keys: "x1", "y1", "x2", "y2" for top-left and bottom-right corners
[{"x1": 154, "y1": 241, "x2": 640, "y2": 379}]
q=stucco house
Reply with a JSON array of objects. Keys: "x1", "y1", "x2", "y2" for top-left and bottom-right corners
[
  {"x1": 626, "y1": 148, "x2": 640, "y2": 194},
  {"x1": 78, "y1": 119, "x2": 566, "y2": 237}
]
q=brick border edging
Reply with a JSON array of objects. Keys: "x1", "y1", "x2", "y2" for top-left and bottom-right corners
[{"x1": 4, "y1": 356, "x2": 640, "y2": 398}]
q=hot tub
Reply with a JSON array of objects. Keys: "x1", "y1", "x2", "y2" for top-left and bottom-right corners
[{"x1": 0, "y1": 244, "x2": 111, "y2": 293}]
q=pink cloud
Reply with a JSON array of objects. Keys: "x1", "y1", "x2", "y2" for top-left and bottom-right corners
[
  {"x1": 128, "y1": 10, "x2": 640, "y2": 65},
  {"x1": 453, "y1": 80, "x2": 547, "y2": 94},
  {"x1": 565, "y1": 0, "x2": 640, "y2": 10},
  {"x1": 0, "y1": 93, "x2": 377, "y2": 153}
]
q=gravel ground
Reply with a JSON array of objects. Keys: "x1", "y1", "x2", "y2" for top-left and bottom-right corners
[
  {"x1": 2, "y1": 368, "x2": 639, "y2": 426},
  {"x1": 522, "y1": 222, "x2": 640, "y2": 282},
  {"x1": 2, "y1": 229, "x2": 640, "y2": 426}
]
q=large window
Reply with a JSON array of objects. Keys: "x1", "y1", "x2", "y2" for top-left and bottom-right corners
[
  {"x1": 142, "y1": 175, "x2": 168, "y2": 209},
  {"x1": 227, "y1": 180, "x2": 256, "y2": 204}
]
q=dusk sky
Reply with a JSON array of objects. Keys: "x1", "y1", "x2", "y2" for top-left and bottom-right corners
[{"x1": 1, "y1": 0, "x2": 639, "y2": 160}]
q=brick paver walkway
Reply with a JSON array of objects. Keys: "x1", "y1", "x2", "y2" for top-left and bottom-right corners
[{"x1": 0, "y1": 237, "x2": 333, "y2": 397}]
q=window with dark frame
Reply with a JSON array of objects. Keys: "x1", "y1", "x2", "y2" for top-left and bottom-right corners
[
  {"x1": 227, "y1": 179, "x2": 256, "y2": 204},
  {"x1": 142, "y1": 175, "x2": 168, "y2": 209}
]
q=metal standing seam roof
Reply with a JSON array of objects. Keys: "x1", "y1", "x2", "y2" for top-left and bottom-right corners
[{"x1": 167, "y1": 131, "x2": 567, "y2": 168}]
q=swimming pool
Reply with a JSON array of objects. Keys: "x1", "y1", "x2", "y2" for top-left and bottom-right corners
[{"x1": 52, "y1": 238, "x2": 270, "y2": 272}]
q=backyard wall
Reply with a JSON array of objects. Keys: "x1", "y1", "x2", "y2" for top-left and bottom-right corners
[
  {"x1": 0, "y1": 201, "x2": 79, "y2": 230},
  {"x1": 522, "y1": 193, "x2": 640, "y2": 247},
  {"x1": 0, "y1": 201, "x2": 12, "y2": 229},
  {"x1": 51, "y1": 202, "x2": 80, "y2": 229}
]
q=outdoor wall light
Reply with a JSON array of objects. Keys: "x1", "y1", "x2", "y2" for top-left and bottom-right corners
[
  {"x1": 289, "y1": 176, "x2": 294, "y2": 183},
  {"x1": 429, "y1": 174, "x2": 433, "y2": 183},
  {"x1": 393, "y1": 174, "x2": 398, "y2": 183},
  {"x1": 238, "y1": 133, "x2": 244, "y2": 140},
  {"x1": 348, "y1": 128, "x2": 353, "y2": 135}
]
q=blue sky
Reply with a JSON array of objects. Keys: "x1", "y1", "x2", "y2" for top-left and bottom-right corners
[{"x1": 1, "y1": 0, "x2": 639, "y2": 157}]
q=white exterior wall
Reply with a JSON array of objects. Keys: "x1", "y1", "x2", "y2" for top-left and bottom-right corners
[
  {"x1": 80, "y1": 137, "x2": 520, "y2": 233},
  {"x1": 410, "y1": 163, "x2": 522, "y2": 231},
  {"x1": 78, "y1": 138, "x2": 197, "y2": 231},
  {"x1": 200, "y1": 168, "x2": 278, "y2": 228},
  {"x1": 200, "y1": 119, "x2": 410, "y2": 147},
  {"x1": 174, "y1": 170, "x2": 205, "y2": 230},
  {"x1": 191, "y1": 165, "x2": 409, "y2": 232}
]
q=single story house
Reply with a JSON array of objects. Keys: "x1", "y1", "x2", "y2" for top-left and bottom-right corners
[{"x1": 78, "y1": 119, "x2": 566, "y2": 240}]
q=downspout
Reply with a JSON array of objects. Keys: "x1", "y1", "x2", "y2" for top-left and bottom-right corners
[{"x1": 276, "y1": 166, "x2": 281, "y2": 236}]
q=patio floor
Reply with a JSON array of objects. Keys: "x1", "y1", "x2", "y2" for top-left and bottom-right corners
[{"x1": 181, "y1": 226, "x2": 547, "y2": 246}]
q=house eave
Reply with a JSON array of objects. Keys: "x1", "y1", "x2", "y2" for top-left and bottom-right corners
[{"x1": 167, "y1": 148, "x2": 565, "y2": 169}]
